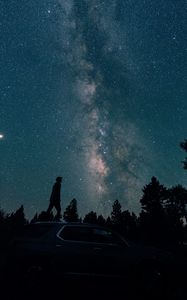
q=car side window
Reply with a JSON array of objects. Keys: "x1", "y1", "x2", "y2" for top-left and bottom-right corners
[
  {"x1": 59, "y1": 226, "x2": 92, "y2": 242},
  {"x1": 92, "y1": 228, "x2": 125, "y2": 245}
]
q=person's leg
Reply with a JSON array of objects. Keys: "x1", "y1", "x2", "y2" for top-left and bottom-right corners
[
  {"x1": 55, "y1": 202, "x2": 61, "y2": 219},
  {"x1": 46, "y1": 202, "x2": 53, "y2": 214}
]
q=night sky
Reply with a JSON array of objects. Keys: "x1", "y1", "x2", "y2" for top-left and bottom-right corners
[{"x1": 0, "y1": 1, "x2": 186, "y2": 219}]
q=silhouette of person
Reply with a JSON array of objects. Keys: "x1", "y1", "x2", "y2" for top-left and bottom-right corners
[{"x1": 47, "y1": 177, "x2": 62, "y2": 219}]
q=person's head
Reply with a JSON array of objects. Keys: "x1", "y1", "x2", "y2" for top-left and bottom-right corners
[{"x1": 56, "y1": 176, "x2": 62, "y2": 183}]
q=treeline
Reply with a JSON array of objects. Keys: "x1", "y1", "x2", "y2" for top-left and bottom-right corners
[
  {"x1": 33, "y1": 177, "x2": 187, "y2": 245},
  {"x1": 0, "y1": 140, "x2": 186, "y2": 249},
  {"x1": 0, "y1": 205, "x2": 27, "y2": 251},
  {"x1": 0, "y1": 176, "x2": 187, "y2": 249}
]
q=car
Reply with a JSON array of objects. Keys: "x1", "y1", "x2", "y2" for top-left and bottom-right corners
[{"x1": 6, "y1": 221, "x2": 175, "y2": 285}]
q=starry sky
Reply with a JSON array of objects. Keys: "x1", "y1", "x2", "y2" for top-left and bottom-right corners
[{"x1": 0, "y1": 0, "x2": 187, "y2": 219}]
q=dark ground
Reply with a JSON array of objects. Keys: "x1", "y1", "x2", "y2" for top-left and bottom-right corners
[
  {"x1": 1, "y1": 266, "x2": 187, "y2": 300},
  {"x1": 0, "y1": 250, "x2": 187, "y2": 300},
  {"x1": 1, "y1": 276, "x2": 187, "y2": 300}
]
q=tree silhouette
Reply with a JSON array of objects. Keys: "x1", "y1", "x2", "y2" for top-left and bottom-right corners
[
  {"x1": 106, "y1": 216, "x2": 112, "y2": 227},
  {"x1": 0, "y1": 208, "x2": 6, "y2": 222},
  {"x1": 140, "y1": 177, "x2": 167, "y2": 214},
  {"x1": 139, "y1": 177, "x2": 168, "y2": 243},
  {"x1": 111, "y1": 200, "x2": 122, "y2": 225},
  {"x1": 83, "y1": 211, "x2": 97, "y2": 224},
  {"x1": 121, "y1": 210, "x2": 137, "y2": 238},
  {"x1": 166, "y1": 185, "x2": 187, "y2": 242},
  {"x1": 63, "y1": 198, "x2": 79, "y2": 222},
  {"x1": 0, "y1": 208, "x2": 9, "y2": 250},
  {"x1": 180, "y1": 139, "x2": 187, "y2": 169},
  {"x1": 83, "y1": 212, "x2": 106, "y2": 226},
  {"x1": 167, "y1": 185, "x2": 187, "y2": 219},
  {"x1": 37, "y1": 211, "x2": 54, "y2": 222},
  {"x1": 97, "y1": 214, "x2": 106, "y2": 226},
  {"x1": 30, "y1": 213, "x2": 38, "y2": 223},
  {"x1": 8, "y1": 205, "x2": 27, "y2": 236},
  {"x1": 111, "y1": 200, "x2": 126, "y2": 234}
]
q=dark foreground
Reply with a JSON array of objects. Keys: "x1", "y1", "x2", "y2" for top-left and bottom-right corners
[{"x1": 1, "y1": 265, "x2": 187, "y2": 300}]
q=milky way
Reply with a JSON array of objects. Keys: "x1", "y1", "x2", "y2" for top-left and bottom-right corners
[
  {"x1": 54, "y1": 0, "x2": 187, "y2": 216},
  {"x1": 56, "y1": 0, "x2": 154, "y2": 214},
  {"x1": 0, "y1": 1, "x2": 186, "y2": 218}
]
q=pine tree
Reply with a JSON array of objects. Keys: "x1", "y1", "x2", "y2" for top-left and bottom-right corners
[
  {"x1": 83, "y1": 211, "x2": 97, "y2": 224},
  {"x1": 140, "y1": 177, "x2": 167, "y2": 214},
  {"x1": 111, "y1": 200, "x2": 125, "y2": 233},
  {"x1": 63, "y1": 199, "x2": 79, "y2": 222},
  {"x1": 139, "y1": 177, "x2": 168, "y2": 244},
  {"x1": 180, "y1": 139, "x2": 187, "y2": 169},
  {"x1": 111, "y1": 200, "x2": 122, "y2": 225},
  {"x1": 106, "y1": 216, "x2": 112, "y2": 228},
  {"x1": 97, "y1": 215, "x2": 106, "y2": 226},
  {"x1": 37, "y1": 211, "x2": 54, "y2": 222},
  {"x1": 121, "y1": 210, "x2": 134, "y2": 236},
  {"x1": 166, "y1": 185, "x2": 187, "y2": 220},
  {"x1": 0, "y1": 208, "x2": 8, "y2": 248},
  {"x1": 166, "y1": 185, "x2": 187, "y2": 242},
  {"x1": 30, "y1": 213, "x2": 38, "y2": 223},
  {"x1": 8, "y1": 205, "x2": 27, "y2": 236}
]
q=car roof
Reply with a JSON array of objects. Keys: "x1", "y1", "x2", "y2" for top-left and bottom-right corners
[
  {"x1": 32, "y1": 222, "x2": 125, "y2": 235},
  {"x1": 33, "y1": 221, "x2": 106, "y2": 228},
  {"x1": 18, "y1": 222, "x2": 129, "y2": 245},
  {"x1": 31, "y1": 222, "x2": 119, "y2": 232}
]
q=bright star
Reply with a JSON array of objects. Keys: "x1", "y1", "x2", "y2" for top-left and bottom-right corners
[{"x1": 0, "y1": 134, "x2": 4, "y2": 139}]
